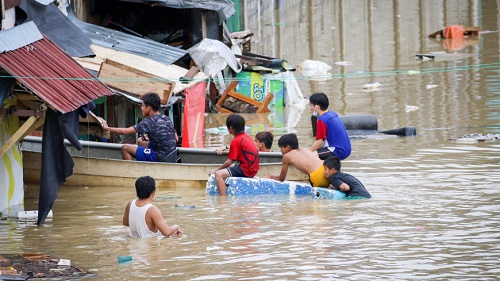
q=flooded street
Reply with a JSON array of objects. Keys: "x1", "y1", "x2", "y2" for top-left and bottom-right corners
[{"x1": 2, "y1": 0, "x2": 500, "y2": 280}]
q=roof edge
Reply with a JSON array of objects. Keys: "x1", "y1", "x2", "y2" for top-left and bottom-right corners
[{"x1": 0, "y1": 21, "x2": 43, "y2": 53}]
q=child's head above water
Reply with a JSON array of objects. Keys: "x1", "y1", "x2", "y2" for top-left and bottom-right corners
[{"x1": 255, "y1": 131, "x2": 274, "y2": 152}]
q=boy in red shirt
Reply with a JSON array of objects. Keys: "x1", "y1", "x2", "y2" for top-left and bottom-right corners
[{"x1": 210, "y1": 114, "x2": 260, "y2": 195}]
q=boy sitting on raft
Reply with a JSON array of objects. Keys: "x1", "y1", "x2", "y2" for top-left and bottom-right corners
[
  {"x1": 209, "y1": 114, "x2": 260, "y2": 195},
  {"x1": 269, "y1": 133, "x2": 329, "y2": 187}
]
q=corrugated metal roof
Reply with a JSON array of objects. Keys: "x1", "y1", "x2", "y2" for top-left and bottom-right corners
[
  {"x1": 71, "y1": 18, "x2": 187, "y2": 66},
  {"x1": 117, "y1": 0, "x2": 235, "y2": 23},
  {"x1": 0, "y1": 21, "x2": 42, "y2": 52},
  {"x1": 0, "y1": 22, "x2": 114, "y2": 113}
]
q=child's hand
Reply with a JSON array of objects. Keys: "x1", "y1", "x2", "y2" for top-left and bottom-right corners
[
  {"x1": 172, "y1": 225, "x2": 182, "y2": 237},
  {"x1": 215, "y1": 145, "x2": 226, "y2": 155},
  {"x1": 97, "y1": 117, "x2": 108, "y2": 129}
]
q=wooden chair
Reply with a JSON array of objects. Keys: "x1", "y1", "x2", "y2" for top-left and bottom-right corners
[{"x1": 215, "y1": 81, "x2": 274, "y2": 113}]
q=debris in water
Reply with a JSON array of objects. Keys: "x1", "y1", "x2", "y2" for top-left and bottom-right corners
[
  {"x1": 361, "y1": 82, "x2": 381, "y2": 92},
  {"x1": 405, "y1": 105, "x2": 419, "y2": 112},
  {"x1": 0, "y1": 253, "x2": 95, "y2": 279},
  {"x1": 117, "y1": 256, "x2": 132, "y2": 263},
  {"x1": 451, "y1": 133, "x2": 500, "y2": 143}
]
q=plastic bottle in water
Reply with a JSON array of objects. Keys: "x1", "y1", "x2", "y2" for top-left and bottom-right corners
[{"x1": 362, "y1": 82, "x2": 381, "y2": 91}]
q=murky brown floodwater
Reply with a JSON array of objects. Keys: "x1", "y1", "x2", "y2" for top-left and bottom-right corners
[{"x1": 2, "y1": 1, "x2": 500, "y2": 280}]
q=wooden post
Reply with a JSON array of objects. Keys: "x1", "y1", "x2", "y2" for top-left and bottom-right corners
[
  {"x1": 201, "y1": 11, "x2": 207, "y2": 38},
  {"x1": 0, "y1": 116, "x2": 45, "y2": 159}
]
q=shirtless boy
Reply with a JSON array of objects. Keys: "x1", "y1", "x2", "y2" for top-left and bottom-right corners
[{"x1": 269, "y1": 133, "x2": 330, "y2": 187}]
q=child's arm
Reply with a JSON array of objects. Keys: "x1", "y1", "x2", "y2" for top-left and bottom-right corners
[
  {"x1": 310, "y1": 139, "x2": 323, "y2": 152},
  {"x1": 338, "y1": 182, "x2": 350, "y2": 191},
  {"x1": 123, "y1": 201, "x2": 131, "y2": 226},
  {"x1": 330, "y1": 182, "x2": 350, "y2": 191},
  {"x1": 269, "y1": 155, "x2": 290, "y2": 181},
  {"x1": 329, "y1": 176, "x2": 350, "y2": 191}
]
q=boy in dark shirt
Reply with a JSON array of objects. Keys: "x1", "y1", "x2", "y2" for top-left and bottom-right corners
[
  {"x1": 100, "y1": 93, "x2": 178, "y2": 162},
  {"x1": 323, "y1": 156, "x2": 371, "y2": 198}
]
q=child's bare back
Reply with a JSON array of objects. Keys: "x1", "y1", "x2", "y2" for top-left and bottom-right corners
[{"x1": 284, "y1": 148, "x2": 323, "y2": 175}]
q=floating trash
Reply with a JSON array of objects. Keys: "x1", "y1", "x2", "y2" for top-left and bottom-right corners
[
  {"x1": 297, "y1": 60, "x2": 332, "y2": 71},
  {"x1": 405, "y1": 105, "x2": 419, "y2": 112},
  {"x1": 174, "y1": 201, "x2": 195, "y2": 209},
  {"x1": 451, "y1": 133, "x2": 500, "y2": 143},
  {"x1": 362, "y1": 82, "x2": 381, "y2": 91},
  {"x1": 156, "y1": 195, "x2": 182, "y2": 200},
  {"x1": 408, "y1": 70, "x2": 421, "y2": 75},
  {"x1": 117, "y1": 256, "x2": 132, "y2": 263},
  {"x1": 296, "y1": 60, "x2": 332, "y2": 81},
  {"x1": 17, "y1": 210, "x2": 53, "y2": 222},
  {"x1": 57, "y1": 259, "x2": 71, "y2": 266},
  {"x1": 334, "y1": 61, "x2": 352, "y2": 66},
  {"x1": 426, "y1": 85, "x2": 438, "y2": 89}
]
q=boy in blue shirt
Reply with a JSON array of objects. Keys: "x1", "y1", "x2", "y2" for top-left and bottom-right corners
[{"x1": 309, "y1": 93, "x2": 351, "y2": 160}]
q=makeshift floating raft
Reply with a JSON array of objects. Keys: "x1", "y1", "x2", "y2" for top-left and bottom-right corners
[{"x1": 206, "y1": 175, "x2": 346, "y2": 200}]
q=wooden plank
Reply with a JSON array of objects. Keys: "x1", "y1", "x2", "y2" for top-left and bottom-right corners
[
  {"x1": 0, "y1": 109, "x2": 44, "y2": 117},
  {"x1": 428, "y1": 30, "x2": 443, "y2": 38},
  {"x1": 256, "y1": 92, "x2": 274, "y2": 113},
  {"x1": 201, "y1": 11, "x2": 207, "y2": 38},
  {"x1": 19, "y1": 117, "x2": 45, "y2": 142},
  {"x1": 463, "y1": 26, "x2": 480, "y2": 37},
  {"x1": 16, "y1": 93, "x2": 42, "y2": 101},
  {"x1": 74, "y1": 45, "x2": 209, "y2": 94},
  {"x1": 235, "y1": 54, "x2": 271, "y2": 65},
  {"x1": 215, "y1": 81, "x2": 237, "y2": 108},
  {"x1": 227, "y1": 91, "x2": 262, "y2": 107},
  {"x1": 0, "y1": 116, "x2": 44, "y2": 158},
  {"x1": 98, "y1": 59, "x2": 174, "y2": 105},
  {"x1": 180, "y1": 66, "x2": 201, "y2": 83}
]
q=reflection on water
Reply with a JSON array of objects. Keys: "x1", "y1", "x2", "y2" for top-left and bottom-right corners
[{"x1": 2, "y1": 0, "x2": 500, "y2": 280}]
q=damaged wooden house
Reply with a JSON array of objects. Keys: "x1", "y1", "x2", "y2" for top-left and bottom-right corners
[{"x1": 0, "y1": 0, "x2": 304, "y2": 221}]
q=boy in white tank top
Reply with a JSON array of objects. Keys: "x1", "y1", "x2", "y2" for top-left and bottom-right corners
[{"x1": 123, "y1": 176, "x2": 182, "y2": 238}]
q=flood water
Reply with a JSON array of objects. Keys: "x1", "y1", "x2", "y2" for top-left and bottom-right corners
[{"x1": 2, "y1": 1, "x2": 500, "y2": 280}]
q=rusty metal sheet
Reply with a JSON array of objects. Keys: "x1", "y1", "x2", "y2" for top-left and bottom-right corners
[{"x1": 0, "y1": 23, "x2": 114, "y2": 113}]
